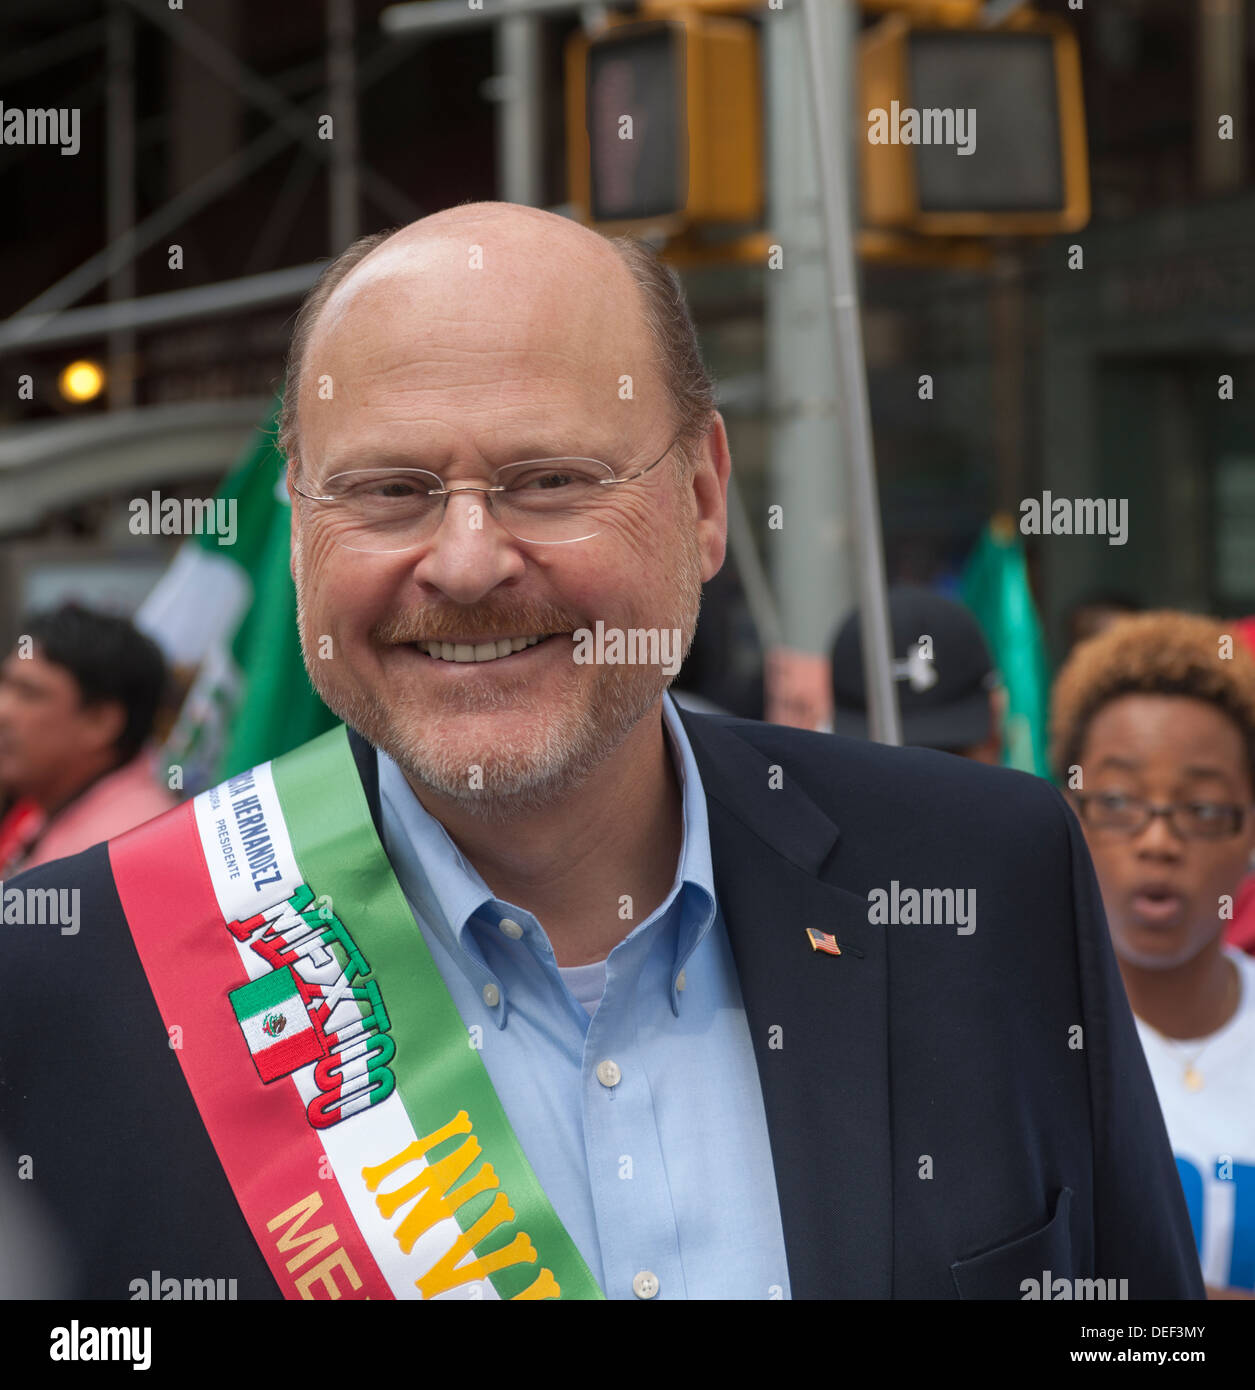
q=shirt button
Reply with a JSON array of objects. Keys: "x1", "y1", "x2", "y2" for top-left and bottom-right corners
[
  {"x1": 632, "y1": 1270, "x2": 659, "y2": 1300},
  {"x1": 498, "y1": 917, "x2": 524, "y2": 940},
  {"x1": 482, "y1": 983, "x2": 500, "y2": 1008},
  {"x1": 595, "y1": 1059, "x2": 621, "y2": 1088},
  {"x1": 676, "y1": 969, "x2": 686, "y2": 992}
]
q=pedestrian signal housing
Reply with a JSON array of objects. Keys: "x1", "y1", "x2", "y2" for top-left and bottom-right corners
[
  {"x1": 566, "y1": 15, "x2": 763, "y2": 233},
  {"x1": 859, "y1": 13, "x2": 1089, "y2": 235}
]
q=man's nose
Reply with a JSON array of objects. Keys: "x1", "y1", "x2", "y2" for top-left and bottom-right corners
[{"x1": 408, "y1": 490, "x2": 527, "y2": 603}]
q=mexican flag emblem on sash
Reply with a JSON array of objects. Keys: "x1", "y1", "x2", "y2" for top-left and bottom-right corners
[
  {"x1": 107, "y1": 724, "x2": 603, "y2": 1301},
  {"x1": 230, "y1": 968, "x2": 326, "y2": 1082}
]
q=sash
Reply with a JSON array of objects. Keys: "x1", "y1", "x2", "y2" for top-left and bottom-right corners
[{"x1": 109, "y1": 724, "x2": 603, "y2": 1301}]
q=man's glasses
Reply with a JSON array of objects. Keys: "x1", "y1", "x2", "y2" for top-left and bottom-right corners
[
  {"x1": 1074, "y1": 792, "x2": 1252, "y2": 840},
  {"x1": 290, "y1": 436, "x2": 681, "y2": 551}
]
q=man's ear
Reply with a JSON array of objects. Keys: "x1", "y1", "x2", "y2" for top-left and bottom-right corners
[{"x1": 692, "y1": 411, "x2": 731, "y2": 583}]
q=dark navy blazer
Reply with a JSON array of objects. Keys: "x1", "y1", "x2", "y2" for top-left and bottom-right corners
[{"x1": 0, "y1": 711, "x2": 1204, "y2": 1299}]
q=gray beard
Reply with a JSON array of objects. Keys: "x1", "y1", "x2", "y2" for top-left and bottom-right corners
[
  {"x1": 292, "y1": 521, "x2": 703, "y2": 823},
  {"x1": 315, "y1": 650, "x2": 673, "y2": 824}
]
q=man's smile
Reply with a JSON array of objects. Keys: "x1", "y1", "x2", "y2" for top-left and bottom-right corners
[
  {"x1": 388, "y1": 631, "x2": 572, "y2": 673},
  {"x1": 412, "y1": 632, "x2": 565, "y2": 663}
]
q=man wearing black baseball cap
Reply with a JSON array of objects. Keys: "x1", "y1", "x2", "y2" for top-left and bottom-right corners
[{"x1": 829, "y1": 585, "x2": 1004, "y2": 762}]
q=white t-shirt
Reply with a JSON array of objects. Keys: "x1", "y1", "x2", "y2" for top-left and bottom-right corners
[
  {"x1": 1134, "y1": 947, "x2": 1255, "y2": 1292},
  {"x1": 557, "y1": 959, "x2": 607, "y2": 1018}
]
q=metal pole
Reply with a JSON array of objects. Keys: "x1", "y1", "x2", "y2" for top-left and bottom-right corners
[
  {"x1": 764, "y1": 0, "x2": 855, "y2": 678},
  {"x1": 106, "y1": 0, "x2": 136, "y2": 409},
  {"x1": 0, "y1": 263, "x2": 322, "y2": 355},
  {"x1": 725, "y1": 467, "x2": 783, "y2": 652},
  {"x1": 496, "y1": 0, "x2": 544, "y2": 206},
  {"x1": 382, "y1": 0, "x2": 617, "y2": 37},
  {"x1": 799, "y1": 0, "x2": 901, "y2": 745},
  {"x1": 12, "y1": 122, "x2": 296, "y2": 326},
  {"x1": 244, "y1": 154, "x2": 320, "y2": 273},
  {"x1": 0, "y1": 19, "x2": 105, "y2": 86},
  {"x1": 1196, "y1": 0, "x2": 1245, "y2": 194},
  {"x1": 980, "y1": 0, "x2": 1033, "y2": 24},
  {"x1": 119, "y1": 0, "x2": 418, "y2": 222},
  {"x1": 327, "y1": 0, "x2": 360, "y2": 251}
]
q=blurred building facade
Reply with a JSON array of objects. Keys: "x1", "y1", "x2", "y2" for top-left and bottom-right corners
[{"x1": 0, "y1": 0, "x2": 1251, "y2": 675}]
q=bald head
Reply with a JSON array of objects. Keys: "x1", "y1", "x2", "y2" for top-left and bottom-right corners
[
  {"x1": 321, "y1": 202, "x2": 630, "y2": 328},
  {"x1": 277, "y1": 201, "x2": 715, "y2": 473}
]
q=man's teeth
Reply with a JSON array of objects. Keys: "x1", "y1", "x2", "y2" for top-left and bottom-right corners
[{"x1": 420, "y1": 635, "x2": 549, "y2": 663}]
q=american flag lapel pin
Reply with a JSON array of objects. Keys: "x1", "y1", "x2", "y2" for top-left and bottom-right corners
[{"x1": 806, "y1": 928, "x2": 842, "y2": 956}]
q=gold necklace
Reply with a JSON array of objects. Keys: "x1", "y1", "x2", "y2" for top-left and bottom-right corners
[
  {"x1": 1178, "y1": 1046, "x2": 1214, "y2": 1093},
  {"x1": 1139, "y1": 959, "x2": 1240, "y2": 1092}
]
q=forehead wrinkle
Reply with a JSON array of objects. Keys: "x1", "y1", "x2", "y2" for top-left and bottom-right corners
[
  {"x1": 310, "y1": 315, "x2": 651, "y2": 459},
  {"x1": 311, "y1": 280, "x2": 649, "y2": 413},
  {"x1": 319, "y1": 406, "x2": 634, "y2": 476},
  {"x1": 322, "y1": 343, "x2": 619, "y2": 435},
  {"x1": 315, "y1": 360, "x2": 632, "y2": 474}
]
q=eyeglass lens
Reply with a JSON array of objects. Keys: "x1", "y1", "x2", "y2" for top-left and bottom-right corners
[{"x1": 314, "y1": 459, "x2": 619, "y2": 550}]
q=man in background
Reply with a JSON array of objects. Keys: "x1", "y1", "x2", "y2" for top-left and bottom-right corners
[
  {"x1": 0, "y1": 603, "x2": 176, "y2": 874},
  {"x1": 829, "y1": 585, "x2": 1004, "y2": 762}
]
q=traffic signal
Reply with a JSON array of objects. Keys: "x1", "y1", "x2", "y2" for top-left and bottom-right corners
[
  {"x1": 566, "y1": 14, "x2": 762, "y2": 233},
  {"x1": 859, "y1": 12, "x2": 1089, "y2": 236}
]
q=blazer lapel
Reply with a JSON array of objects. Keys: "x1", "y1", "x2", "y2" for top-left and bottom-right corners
[
  {"x1": 347, "y1": 724, "x2": 383, "y2": 839},
  {"x1": 678, "y1": 709, "x2": 893, "y2": 1299}
]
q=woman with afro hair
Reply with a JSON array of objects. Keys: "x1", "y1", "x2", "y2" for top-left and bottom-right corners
[{"x1": 1051, "y1": 611, "x2": 1255, "y2": 1299}]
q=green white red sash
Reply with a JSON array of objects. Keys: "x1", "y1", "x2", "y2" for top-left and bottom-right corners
[{"x1": 109, "y1": 724, "x2": 603, "y2": 1301}]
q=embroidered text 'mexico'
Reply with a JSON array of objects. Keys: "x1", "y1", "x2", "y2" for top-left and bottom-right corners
[{"x1": 228, "y1": 883, "x2": 397, "y2": 1129}]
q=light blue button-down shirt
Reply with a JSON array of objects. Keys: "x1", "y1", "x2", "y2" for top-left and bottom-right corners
[{"x1": 376, "y1": 692, "x2": 792, "y2": 1300}]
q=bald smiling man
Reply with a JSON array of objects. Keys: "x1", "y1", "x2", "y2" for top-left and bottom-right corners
[{"x1": 1, "y1": 204, "x2": 1202, "y2": 1302}]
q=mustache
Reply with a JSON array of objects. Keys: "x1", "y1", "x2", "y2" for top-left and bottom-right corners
[{"x1": 372, "y1": 602, "x2": 582, "y2": 644}]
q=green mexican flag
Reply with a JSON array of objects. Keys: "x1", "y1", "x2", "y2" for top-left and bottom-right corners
[
  {"x1": 960, "y1": 516, "x2": 1052, "y2": 779},
  {"x1": 137, "y1": 397, "x2": 337, "y2": 793}
]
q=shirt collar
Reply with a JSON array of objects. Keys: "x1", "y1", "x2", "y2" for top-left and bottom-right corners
[{"x1": 376, "y1": 692, "x2": 717, "y2": 1021}]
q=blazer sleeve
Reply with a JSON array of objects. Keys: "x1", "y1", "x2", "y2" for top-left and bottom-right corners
[{"x1": 1057, "y1": 786, "x2": 1205, "y2": 1298}]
